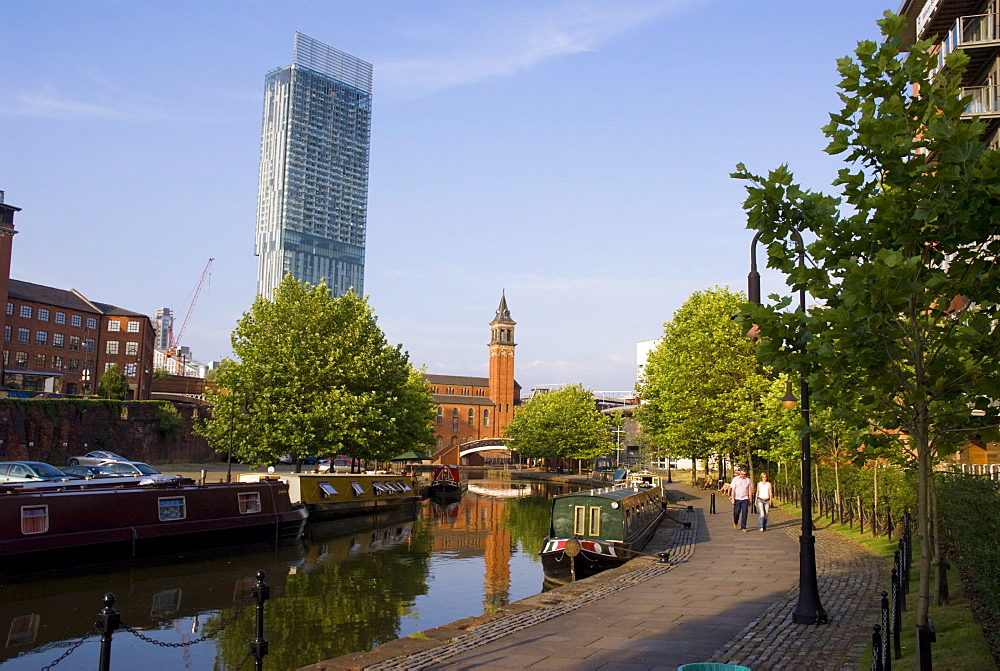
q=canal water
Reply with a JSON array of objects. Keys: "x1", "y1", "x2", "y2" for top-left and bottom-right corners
[{"x1": 0, "y1": 477, "x2": 583, "y2": 671}]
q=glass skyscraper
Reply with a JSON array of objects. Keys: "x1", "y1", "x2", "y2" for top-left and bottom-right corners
[{"x1": 255, "y1": 33, "x2": 373, "y2": 299}]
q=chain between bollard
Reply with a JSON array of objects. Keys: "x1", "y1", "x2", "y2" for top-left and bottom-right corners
[
  {"x1": 40, "y1": 623, "x2": 99, "y2": 671},
  {"x1": 119, "y1": 591, "x2": 257, "y2": 648}
]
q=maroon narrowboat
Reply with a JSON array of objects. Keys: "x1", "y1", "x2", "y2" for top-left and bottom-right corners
[{"x1": 0, "y1": 479, "x2": 307, "y2": 575}]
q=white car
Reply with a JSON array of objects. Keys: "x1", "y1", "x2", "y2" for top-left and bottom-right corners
[{"x1": 67, "y1": 450, "x2": 129, "y2": 466}]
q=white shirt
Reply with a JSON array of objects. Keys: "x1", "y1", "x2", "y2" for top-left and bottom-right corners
[
  {"x1": 730, "y1": 475, "x2": 752, "y2": 500},
  {"x1": 756, "y1": 481, "x2": 772, "y2": 501}
]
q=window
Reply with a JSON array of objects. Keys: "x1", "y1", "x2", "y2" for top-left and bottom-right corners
[
  {"x1": 19, "y1": 305, "x2": 31, "y2": 319},
  {"x1": 452, "y1": 408, "x2": 459, "y2": 432},
  {"x1": 238, "y1": 492, "x2": 262, "y2": 514},
  {"x1": 573, "y1": 506, "x2": 587, "y2": 535},
  {"x1": 104, "y1": 362, "x2": 114, "y2": 372},
  {"x1": 350, "y1": 481, "x2": 366, "y2": 496},
  {"x1": 483, "y1": 409, "x2": 490, "y2": 427},
  {"x1": 589, "y1": 507, "x2": 602, "y2": 536},
  {"x1": 436, "y1": 407, "x2": 442, "y2": 424},
  {"x1": 52, "y1": 356, "x2": 63, "y2": 370},
  {"x1": 127, "y1": 321, "x2": 140, "y2": 333},
  {"x1": 124, "y1": 363, "x2": 136, "y2": 377},
  {"x1": 158, "y1": 497, "x2": 186, "y2": 521},
  {"x1": 17, "y1": 328, "x2": 29, "y2": 343},
  {"x1": 85, "y1": 339, "x2": 95, "y2": 353},
  {"x1": 21, "y1": 506, "x2": 49, "y2": 534},
  {"x1": 34, "y1": 354, "x2": 45, "y2": 369},
  {"x1": 3, "y1": 325, "x2": 9, "y2": 341},
  {"x1": 468, "y1": 409, "x2": 475, "y2": 426},
  {"x1": 35, "y1": 331, "x2": 47, "y2": 346},
  {"x1": 67, "y1": 358, "x2": 79, "y2": 372},
  {"x1": 125, "y1": 342, "x2": 138, "y2": 356},
  {"x1": 71, "y1": 315, "x2": 82, "y2": 328},
  {"x1": 54, "y1": 312, "x2": 66, "y2": 325},
  {"x1": 6, "y1": 302, "x2": 12, "y2": 315},
  {"x1": 53, "y1": 333, "x2": 64, "y2": 348},
  {"x1": 38, "y1": 309, "x2": 49, "y2": 322},
  {"x1": 15, "y1": 352, "x2": 27, "y2": 367},
  {"x1": 107, "y1": 321, "x2": 120, "y2": 332},
  {"x1": 106, "y1": 341, "x2": 119, "y2": 355},
  {"x1": 318, "y1": 482, "x2": 339, "y2": 498},
  {"x1": 69, "y1": 336, "x2": 80, "y2": 351},
  {"x1": 86, "y1": 317, "x2": 97, "y2": 330}
]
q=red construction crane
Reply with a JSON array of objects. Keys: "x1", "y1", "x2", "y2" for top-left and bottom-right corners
[{"x1": 170, "y1": 257, "x2": 214, "y2": 349}]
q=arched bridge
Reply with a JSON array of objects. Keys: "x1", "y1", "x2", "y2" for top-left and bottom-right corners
[{"x1": 459, "y1": 438, "x2": 510, "y2": 458}]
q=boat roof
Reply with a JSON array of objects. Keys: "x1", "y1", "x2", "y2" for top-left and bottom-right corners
[{"x1": 552, "y1": 486, "x2": 648, "y2": 503}]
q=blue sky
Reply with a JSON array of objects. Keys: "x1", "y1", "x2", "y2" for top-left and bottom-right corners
[{"x1": 1, "y1": 0, "x2": 891, "y2": 393}]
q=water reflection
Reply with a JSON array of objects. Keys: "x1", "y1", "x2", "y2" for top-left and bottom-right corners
[{"x1": 0, "y1": 478, "x2": 581, "y2": 670}]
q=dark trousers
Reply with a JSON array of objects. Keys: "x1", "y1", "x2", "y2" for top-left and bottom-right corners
[{"x1": 733, "y1": 499, "x2": 750, "y2": 529}]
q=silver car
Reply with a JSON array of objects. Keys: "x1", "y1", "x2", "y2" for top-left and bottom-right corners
[
  {"x1": 0, "y1": 461, "x2": 74, "y2": 484},
  {"x1": 104, "y1": 461, "x2": 161, "y2": 477},
  {"x1": 67, "y1": 450, "x2": 128, "y2": 466}
]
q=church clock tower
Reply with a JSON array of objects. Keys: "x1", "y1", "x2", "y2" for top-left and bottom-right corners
[{"x1": 488, "y1": 292, "x2": 516, "y2": 436}]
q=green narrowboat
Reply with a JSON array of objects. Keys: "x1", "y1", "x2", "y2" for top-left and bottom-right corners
[{"x1": 541, "y1": 484, "x2": 664, "y2": 585}]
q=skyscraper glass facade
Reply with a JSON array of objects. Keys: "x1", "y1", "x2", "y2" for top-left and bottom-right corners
[{"x1": 255, "y1": 33, "x2": 372, "y2": 299}]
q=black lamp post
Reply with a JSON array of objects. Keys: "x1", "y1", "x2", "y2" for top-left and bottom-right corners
[{"x1": 749, "y1": 229, "x2": 827, "y2": 625}]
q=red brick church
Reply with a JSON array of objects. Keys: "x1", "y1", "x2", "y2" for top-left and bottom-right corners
[{"x1": 424, "y1": 293, "x2": 520, "y2": 465}]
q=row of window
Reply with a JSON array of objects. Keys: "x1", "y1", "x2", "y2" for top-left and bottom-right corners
[
  {"x1": 316, "y1": 480, "x2": 413, "y2": 499},
  {"x1": 436, "y1": 407, "x2": 491, "y2": 430},
  {"x1": 6, "y1": 303, "x2": 141, "y2": 333},
  {"x1": 20, "y1": 493, "x2": 263, "y2": 534},
  {"x1": 5, "y1": 326, "x2": 96, "y2": 351},
  {"x1": 431, "y1": 386, "x2": 488, "y2": 397},
  {"x1": 3, "y1": 352, "x2": 137, "y2": 377}
]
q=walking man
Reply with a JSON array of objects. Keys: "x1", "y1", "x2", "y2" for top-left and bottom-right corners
[{"x1": 730, "y1": 467, "x2": 752, "y2": 532}]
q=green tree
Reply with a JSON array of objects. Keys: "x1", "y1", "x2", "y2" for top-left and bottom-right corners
[
  {"x1": 503, "y1": 384, "x2": 610, "y2": 465},
  {"x1": 196, "y1": 276, "x2": 436, "y2": 469},
  {"x1": 637, "y1": 286, "x2": 771, "y2": 484},
  {"x1": 97, "y1": 364, "x2": 128, "y2": 400},
  {"x1": 734, "y1": 12, "x2": 1000, "y2": 641}
]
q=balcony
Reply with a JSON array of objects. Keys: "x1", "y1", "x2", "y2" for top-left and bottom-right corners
[
  {"x1": 961, "y1": 85, "x2": 1000, "y2": 119},
  {"x1": 939, "y1": 13, "x2": 1000, "y2": 84}
]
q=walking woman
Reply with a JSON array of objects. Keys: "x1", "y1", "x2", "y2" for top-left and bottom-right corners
[{"x1": 756, "y1": 472, "x2": 774, "y2": 531}]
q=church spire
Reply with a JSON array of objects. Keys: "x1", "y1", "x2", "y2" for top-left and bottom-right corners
[{"x1": 493, "y1": 290, "x2": 514, "y2": 325}]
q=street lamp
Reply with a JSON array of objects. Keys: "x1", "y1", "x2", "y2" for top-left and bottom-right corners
[{"x1": 748, "y1": 229, "x2": 827, "y2": 626}]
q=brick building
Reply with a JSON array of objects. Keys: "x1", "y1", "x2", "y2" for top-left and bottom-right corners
[
  {"x1": 424, "y1": 294, "x2": 521, "y2": 459},
  {"x1": 0, "y1": 193, "x2": 155, "y2": 399}
]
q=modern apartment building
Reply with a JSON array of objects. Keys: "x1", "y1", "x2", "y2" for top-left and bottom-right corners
[
  {"x1": 255, "y1": 33, "x2": 373, "y2": 299},
  {"x1": 899, "y1": 0, "x2": 1000, "y2": 147}
]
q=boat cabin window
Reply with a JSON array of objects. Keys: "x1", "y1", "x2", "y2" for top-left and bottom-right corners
[
  {"x1": 7, "y1": 614, "x2": 40, "y2": 646},
  {"x1": 238, "y1": 492, "x2": 262, "y2": 514},
  {"x1": 20, "y1": 505, "x2": 48, "y2": 534},
  {"x1": 589, "y1": 506, "x2": 601, "y2": 536},
  {"x1": 372, "y1": 482, "x2": 389, "y2": 495},
  {"x1": 350, "y1": 481, "x2": 366, "y2": 497},
  {"x1": 383, "y1": 481, "x2": 402, "y2": 493},
  {"x1": 318, "y1": 482, "x2": 339, "y2": 498},
  {"x1": 158, "y1": 497, "x2": 187, "y2": 521},
  {"x1": 573, "y1": 506, "x2": 586, "y2": 535},
  {"x1": 396, "y1": 481, "x2": 412, "y2": 492}
]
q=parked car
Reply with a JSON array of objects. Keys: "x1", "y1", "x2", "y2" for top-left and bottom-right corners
[
  {"x1": 33, "y1": 392, "x2": 64, "y2": 399},
  {"x1": 67, "y1": 450, "x2": 128, "y2": 466},
  {"x1": 103, "y1": 461, "x2": 161, "y2": 477},
  {"x1": 0, "y1": 461, "x2": 75, "y2": 484},
  {"x1": 61, "y1": 465, "x2": 121, "y2": 480}
]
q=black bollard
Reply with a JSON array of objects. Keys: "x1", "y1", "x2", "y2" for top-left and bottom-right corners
[
  {"x1": 96, "y1": 593, "x2": 121, "y2": 671},
  {"x1": 250, "y1": 570, "x2": 270, "y2": 671},
  {"x1": 881, "y1": 590, "x2": 891, "y2": 671},
  {"x1": 710, "y1": 492, "x2": 716, "y2": 514},
  {"x1": 657, "y1": 551, "x2": 670, "y2": 564},
  {"x1": 891, "y1": 569, "x2": 902, "y2": 660},
  {"x1": 872, "y1": 624, "x2": 883, "y2": 671}
]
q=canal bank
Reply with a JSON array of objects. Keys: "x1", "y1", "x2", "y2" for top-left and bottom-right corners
[{"x1": 303, "y1": 482, "x2": 884, "y2": 670}]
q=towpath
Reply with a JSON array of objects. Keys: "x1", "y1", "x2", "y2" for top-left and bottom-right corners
[{"x1": 303, "y1": 483, "x2": 884, "y2": 670}]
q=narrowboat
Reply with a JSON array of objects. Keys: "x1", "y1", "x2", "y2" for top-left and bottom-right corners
[
  {"x1": 541, "y1": 484, "x2": 664, "y2": 585},
  {"x1": 629, "y1": 471, "x2": 664, "y2": 491},
  {"x1": 0, "y1": 479, "x2": 307, "y2": 576},
  {"x1": 272, "y1": 472, "x2": 422, "y2": 522},
  {"x1": 428, "y1": 465, "x2": 464, "y2": 502}
]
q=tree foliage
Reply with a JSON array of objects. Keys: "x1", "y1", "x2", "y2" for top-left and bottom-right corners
[
  {"x1": 734, "y1": 12, "x2": 1000, "y2": 633},
  {"x1": 196, "y1": 276, "x2": 436, "y2": 468},
  {"x1": 503, "y1": 384, "x2": 610, "y2": 460},
  {"x1": 637, "y1": 287, "x2": 773, "y2": 475},
  {"x1": 97, "y1": 364, "x2": 128, "y2": 400}
]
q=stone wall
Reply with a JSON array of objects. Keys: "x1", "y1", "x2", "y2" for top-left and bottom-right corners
[{"x1": 0, "y1": 399, "x2": 217, "y2": 466}]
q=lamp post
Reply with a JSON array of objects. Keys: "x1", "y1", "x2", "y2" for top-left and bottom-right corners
[{"x1": 749, "y1": 229, "x2": 827, "y2": 625}]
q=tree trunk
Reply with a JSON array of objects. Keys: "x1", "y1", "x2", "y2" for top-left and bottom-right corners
[
  {"x1": 691, "y1": 455, "x2": 698, "y2": 486},
  {"x1": 914, "y1": 408, "x2": 932, "y2": 643}
]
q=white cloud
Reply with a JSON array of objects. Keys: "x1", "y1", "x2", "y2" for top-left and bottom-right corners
[
  {"x1": 0, "y1": 90, "x2": 168, "y2": 120},
  {"x1": 377, "y1": 1, "x2": 688, "y2": 101}
]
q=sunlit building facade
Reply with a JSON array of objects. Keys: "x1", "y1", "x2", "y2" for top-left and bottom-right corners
[{"x1": 255, "y1": 33, "x2": 373, "y2": 299}]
